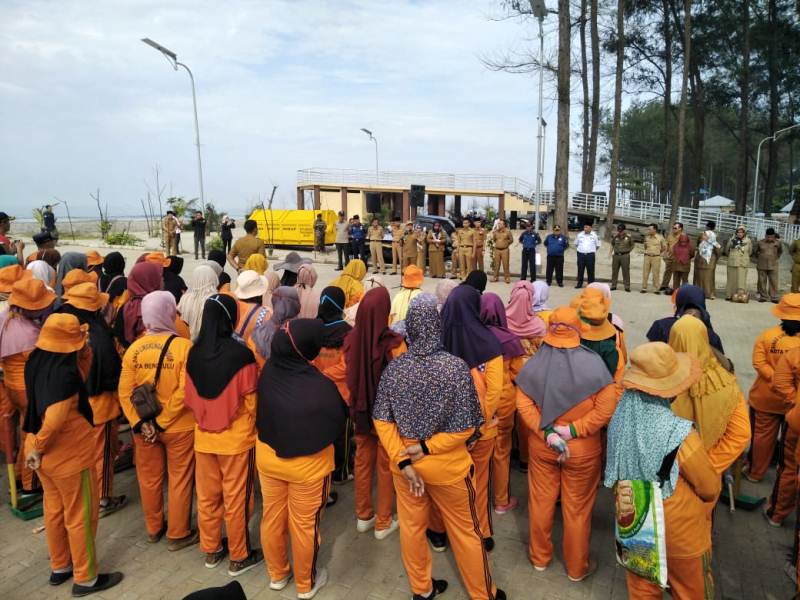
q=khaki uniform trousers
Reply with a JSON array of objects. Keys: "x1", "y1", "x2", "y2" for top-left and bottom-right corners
[
  {"x1": 475, "y1": 246, "x2": 485, "y2": 271},
  {"x1": 391, "y1": 242, "x2": 402, "y2": 274},
  {"x1": 458, "y1": 248, "x2": 473, "y2": 279},
  {"x1": 493, "y1": 248, "x2": 510, "y2": 282},
  {"x1": 792, "y1": 264, "x2": 800, "y2": 293},
  {"x1": 610, "y1": 254, "x2": 631, "y2": 290},
  {"x1": 641, "y1": 255, "x2": 661, "y2": 291},
  {"x1": 428, "y1": 250, "x2": 445, "y2": 278},
  {"x1": 660, "y1": 258, "x2": 674, "y2": 289},
  {"x1": 402, "y1": 254, "x2": 417, "y2": 270},
  {"x1": 757, "y1": 268, "x2": 779, "y2": 301},
  {"x1": 416, "y1": 246, "x2": 427, "y2": 273},
  {"x1": 369, "y1": 241, "x2": 385, "y2": 273},
  {"x1": 354, "y1": 433, "x2": 395, "y2": 530},
  {"x1": 726, "y1": 266, "x2": 749, "y2": 298}
]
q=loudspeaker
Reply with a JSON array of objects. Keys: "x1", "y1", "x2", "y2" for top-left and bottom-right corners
[
  {"x1": 366, "y1": 192, "x2": 381, "y2": 214},
  {"x1": 410, "y1": 184, "x2": 425, "y2": 207},
  {"x1": 510, "y1": 211, "x2": 518, "y2": 230}
]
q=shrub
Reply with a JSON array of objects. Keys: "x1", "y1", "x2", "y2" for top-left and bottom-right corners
[
  {"x1": 106, "y1": 231, "x2": 142, "y2": 246},
  {"x1": 207, "y1": 235, "x2": 224, "y2": 252}
]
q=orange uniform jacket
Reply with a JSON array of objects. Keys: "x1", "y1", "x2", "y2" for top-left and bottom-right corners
[
  {"x1": 193, "y1": 391, "x2": 257, "y2": 455},
  {"x1": 2, "y1": 351, "x2": 30, "y2": 392},
  {"x1": 256, "y1": 440, "x2": 334, "y2": 484},
  {"x1": 89, "y1": 391, "x2": 120, "y2": 426},
  {"x1": 706, "y1": 395, "x2": 751, "y2": 474},
  {"x1": 749, "y1": 325, "x2": 800, "y2": 414},
  {"x1": 471, "y1": 355, "x2": 504, "y2": 441},
  {"x1": 773, "y1": 349, "x2": 800, "y2": 461},
  {"x1": 118, "y1": 333, "x2": 195, "y2": 433}
]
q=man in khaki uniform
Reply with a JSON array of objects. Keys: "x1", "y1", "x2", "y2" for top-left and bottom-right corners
[
  {"x1": 641, "y1": 223, "x2": 666, "y2": 293},
  {"x1": 390, "y1": 220, "x2": 404, "y2": 274},
  {"x1": 755, "y1": 227, "x2": 782, "y2": 303},
  {"x1": 491, "y1": 218, "x2": 513, "y2": 283},
  {"x1": 426, "y1": 222, "x2": 448, "y2": 278},
  {"x1": 449, "y1": 228, "x2": 460, "y2": 279},
  {"x1": 659, "y1": 221, "x2": 683, "y2": 291},
  {"x1": 790, "y1": 237, "x2": 800, "y2": 292},
  {"x1": 414, "y1": 225, "x2": 427, "y2": 273},
  {"x1": 456, "y1": 218, "x2": 476, "y2": 279},
  {"x1": 161, "y1": 211, "x2": 178, "y2": 255},
  {"x1": 610, "y1": 223, "x2": 634, "y2": 291},
  {"x1": 368, "y1": 218, "x2": 386, "y2": 274},
  {"x1": 474, "y1": 220, "x2": 487, "y2": 272},
  {"x1": 401, "y1": 222, "x2": 417, "y2": 269}
]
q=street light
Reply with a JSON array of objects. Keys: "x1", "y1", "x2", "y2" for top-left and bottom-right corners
[
  {"x1": 529, "y1": 0, "x2": 548, "y2": 230},
  {"x1": 753, "y1": 122, "x2": 800, "y2": 214},
  {"x1": 360, "y1": 128, "x2": 379, "y2": 185},
  {"x1": 142, "y1": 38, "x2": 206, "y2": 217}
]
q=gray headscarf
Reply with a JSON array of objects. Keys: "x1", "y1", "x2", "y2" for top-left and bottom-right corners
[
  {"x1": 55, "y1": 252, "x2": 88, "y2": 307},
  {"x1": 250, "y1": 286, "x2": 300, "y2": 360}
]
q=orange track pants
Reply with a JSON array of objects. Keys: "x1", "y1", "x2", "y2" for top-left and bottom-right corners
[
  {"x1": 517, "y1": 414, "x2": 529, "y2": 467},
  {"x1": 196, "y1": 448, "x2": 256, "y2": 561},
  {"x1": 767, "y1": 425, "x2": 798, "y2": 523},
  {"x1": 354, "y1": 433, "x2": 395, "y2": 529},
  {"x1": 394, "y1": 471, "x2": 497, "y2": 599},
  {"x1": 528, "y1": 446, "x2": 601, "y2": 579},
  {"x1": 259, "y1": 473, "x2": 330, "y2": 594},
  {"x1": 39, "y1": 467, "x2": 99, "y2": 584},
  {"x1": 748, "y1": 409, "x2": 783, "y2": 481},
  {"x1": 493, "y1": 410, "x2": 515, "y2": 506},
  {"x1": 133, "y1": 430, "x2": 195, "y2": 539},
  {"x1": 7, "y1": 388, "x2": 38, "y2": 490},
  {"x1": 625, "y1": 551, "x2": 714, "y2": 599},
  {"x1": 93, "y1": 421, "x2": 118, "y2": 500}
]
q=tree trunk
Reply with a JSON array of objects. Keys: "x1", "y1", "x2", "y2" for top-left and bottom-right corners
[
  {"x1": 587, "y1": 0, "x2": 600, "y2": 196},
  {"x1": 689, "y1": 62, "x2": 706, "y2": 209},
  {"x1": 580, "y1": 0, "x2": 591, "y2": 192},
  {"x1": 606, "y1": 0, "x2": 625, "y2": 239},
  {"x1": 660, "y1": 0, "x2": 672, "y2": 204},
  {"x1": 764, "y1": 0, "x2": 779, "y2": 217},
  {"x1": 735, "y1": 0, "x2": 750, "y2": 216},
  {"x1": 554, "y1": 0, "x2": 571, "y2": 230},
  {"x1": 669, "y1": 0, "x2": 691, "y2": 226}
]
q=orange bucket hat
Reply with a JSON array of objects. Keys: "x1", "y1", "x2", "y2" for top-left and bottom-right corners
[
  {"x1": 773, "y1": 293, "x2": 800, "y2": 320},
  {"x1": 144, "y1": 252, "x2": 171, "y2": 267},
  {"x1": 62, "y1": 268, "x2": 98, "y2": 292},
  {"x1": 576, "y1": 287, "x2": 616, "y2": 341},
  {"x1": 9, "y1": 278, "x2": 56, "y2": 311},
  {"x1": 543, "y1": 306, "x2": 587, "y2": 349},
  {"x1": 85, "y1": 250, "x2": 104, "y2": 267},
  {"x1": 622, "y1": 342, "x2": 701, "y2": 398},
  {"x1": 0, "y1": 264, "x2": 31, "y2": 293},
  {"x1": 36, "y1": 313, "x2": 89, "y2": 353},
  {"x1": 402, "y1": 265, "x2": 424, "y2": 289},
  {"x1": 63, "y1": 282, "x2": 109, "y2": 312}
]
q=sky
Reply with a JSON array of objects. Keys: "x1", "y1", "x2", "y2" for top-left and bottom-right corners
[{"x1": 0, "y1": 0, "x2": 584, "y2": 218}]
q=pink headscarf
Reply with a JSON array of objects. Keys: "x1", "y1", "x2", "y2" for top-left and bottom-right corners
[
  {"x1": 142, "y1": 291, "x2": 178, "y2": 335},
  {"x1": 586, "y1": 282, "x2": 625, "y2": 330},
  {"x1": 505, "y1": 281, "x2": 547, "y2": 339},
  {"x1": 295, "y1": 265, "x2": 320, "y2": 319}
]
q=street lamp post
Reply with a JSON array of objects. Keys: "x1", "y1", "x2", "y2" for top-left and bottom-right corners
[
  {"x1": 753, "y1": 122, "x2": 800, "y2": 214},
  {"x1": 142, "y1": 38, "x2": 206, "y2": 217},
  {"x1": 529, "y1": 0, "x2": 548, "y2": 230},
  {"x1": 361, "y1": 128, "x2": 379, "y2": 185}
]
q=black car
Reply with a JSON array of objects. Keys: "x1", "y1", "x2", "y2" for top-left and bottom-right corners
[{"x1": 381, "y1": 215, "x2": 456, "y2": 264}]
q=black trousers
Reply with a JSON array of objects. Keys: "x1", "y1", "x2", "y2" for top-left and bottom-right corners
[
  {"x1": 336, "y1": 243, "x2": 350, "y2": 268},
  {"x1": 546, "y1": 255, "x2": 564, "y2": 286},
  {"x1": 222, "y1": 237, "x2": 232, "y2": 255},
  {"x1": 576, "y1": 252, "x2": 596, "y2": 286},
  {"x1": 193, "y1": 235, "x2": 205, "y2": 259},
  {"x1": 520, "y1": 248, "x2": 537, "y2": 281},
  {"x1": 351, "y1": 240, "x2": 367, "y2": 264}
]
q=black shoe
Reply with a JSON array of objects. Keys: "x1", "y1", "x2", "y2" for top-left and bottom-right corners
[
  {"x1": 658, "y1": 286, "x2": 666, "y2": 292},
  {"x1": 574, "y1": 284, "x2": 583, "y2": 289},
  {"x1": 483, "y1": 537, "x2": 495, "y2": 552},
  {"x1": 426, "y1": 529, "x2": 448, "y2": 553},
  {"x1": 558, "y1": 283, "x2": 564, "y2": 287},
  {"x1": 516, "y1": 461, "x2": 528, "y2": 473},
  {"x1": 610, "y1": 286, "x2": 617, "y2": 291},
  {"x1": 71, "y1": 572, "x2": 124, "y2": 597},
  {"x1": 326, "y1": 491, "x2": 338, "y2": 507},
  {"x1": 625, "y1": 288, "x2": 631, "y2": 292},
  {"x1": 495, "y1": 589, "x2": 507, "y2": 600},
  {"x1": 49, "y1": 570, "x2": 73, "y2": 586},
  {"x1": 335, "y1": 267, "x2": 343, "y2": 271},
  {"x1": 412, "y1": 579, "x2": 448, "y2": 600},
  {"x1": 228, "y1": 548, "x2": 265, "y2": 577}
]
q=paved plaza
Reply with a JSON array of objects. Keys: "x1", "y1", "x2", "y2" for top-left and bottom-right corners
[{"x1": 0, "y1": 236, "x2": 796, "y2": 599}]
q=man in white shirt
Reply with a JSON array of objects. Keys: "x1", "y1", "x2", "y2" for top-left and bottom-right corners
[{"x1": 575, "y1": 222, "x2": 600, "y2": 288}]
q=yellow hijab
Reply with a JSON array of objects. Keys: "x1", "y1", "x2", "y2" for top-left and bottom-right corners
[
  {"x1": 668, "y1": 315, "x2": 739, "y2": 449},
  {"x1": 330, "y1": 259, "x2": 366, "y2": 308},
  {"x1": 244, "y1": 253, "x2": 267, "y2": 275}
]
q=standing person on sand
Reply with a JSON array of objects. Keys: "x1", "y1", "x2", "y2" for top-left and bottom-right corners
[
  {"x1": 543, "y1": 225, "x2": 568, "y2": 287},
  {"x1": 755, "y1": 227, "x2": 782, "y2": 303},
  {"x1": 490, "y1": 218, "x2": 513, "y2": 284},
  {"x1": 426, "y1": 222, "x2": 448, "y2": 279},
  {"x1": 725, "y1": 227, "x2": 752, "y2": 300},
  {"x1": 659, "y1": 222, "x2": 683, "y2": 292},
  {"x1": 641, "y1": 223, "x2": 666, "y2": 294}
]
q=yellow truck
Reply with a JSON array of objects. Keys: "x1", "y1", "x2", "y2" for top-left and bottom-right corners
[{"x1": 247, "y1": 208, "x2": 337, "y2": 248}]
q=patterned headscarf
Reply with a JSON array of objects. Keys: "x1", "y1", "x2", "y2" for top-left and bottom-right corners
[
  {"x1": 251, "y1": 286, "x2": 300, "y2": 361},
  {"x1": 373, "y1": 294, "x2": 484, "y2": 440},
  {"x1": 532, "y1": 281, "x2": 550, "y2": 313},
  {"x1": 604, "y1": 389, "x2": 693, "y2": 499}
]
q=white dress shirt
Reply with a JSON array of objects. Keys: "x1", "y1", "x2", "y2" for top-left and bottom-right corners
[{"x1": 575, "y1": 231, "x2": 600, "y2": 254}]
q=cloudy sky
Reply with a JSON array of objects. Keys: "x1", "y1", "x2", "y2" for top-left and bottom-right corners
[{"x1": 0, "y1": 0, "x2": 582, "y2": 217}]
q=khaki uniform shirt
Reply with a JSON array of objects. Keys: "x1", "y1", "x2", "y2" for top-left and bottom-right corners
[
  {"x1": 415, "y1": 231, "x2": 427, "y2": 253},
  {"x1": 402, "y1": 231, "x2": 417, "y2": 258},
  {"x1": 755, "y1": 239, "x2": 782, "y2": 270},
  {"x1": 643, "y1": 233, "x2": 666, "y2": 256},
  {"x1": 368, "y1": 225, "x2": 384, "y2": 242},
  {"x1": 790, "y1": 239, "x2": 800, "y2": 265},
  {"x1": 457, "y1": 228, "x2": 475, "y2": 250},
  {"x1": 474, "y1": 228, "x2": 486, "y2": 249},
  {"x1": 427, "y1": 230, "x2": 448, "y2": 251},
  {"x1": 391, "y1": 224, "x2": 404, "y2": 243},
  {"x1": 726, "y1": 236, "x2": 753, "y2": 268},
  {"x1": 664, "y1": 231, "x2": 681, "y2": 259},
  {"x1": 162, "y1": 215, "x2": 177, "y2": 235},
  {"x1": 611, "y1": 234, "x2": 633, "y2": 254},
  {"x1": 492, "y1": 229, "x2": 513, "y2": 250}
]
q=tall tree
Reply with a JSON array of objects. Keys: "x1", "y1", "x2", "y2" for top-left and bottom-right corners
[
  {"x1": 606, "y1": 0, "x2": 626, "y2": 237},
  {"x1": 580, "y1": 0, "x2": 591, "y2": 191},
  {"x1": 585, "y1": 0, "x2": 601, "y2": 193},
  {"x1": 669, "y1": 0, "x2": 691, "y2": 225},
  {"x1": 554, "y1": 0, "x2": 571, "y2": 229},
  {"x1": 735, "y1": 0, "x2": 751, "y2": 215},
  {"x1": 764, "y1": 0, "x2": 779, "y2": 216},
  {"x1": 661, "y1": 0, "x2": 673, "y2": 204}
]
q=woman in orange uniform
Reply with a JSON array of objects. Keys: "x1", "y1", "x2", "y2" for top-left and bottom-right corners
[
  {"x1": 232, "y1": 270, "x2": 270, "y2": 341},
  {"x1": 61, "y1": 282, "x2": 126, "y2": 517},
  {"x1": 745, "y1": 294, "x2": 800, "y2": 484},
  {"x1": 184, "y1": 294, "x2": 263, "y2": 575},
  {"x1": 344, "y1": 286, "x2": 404, "y2": 539},
  {"x1": 479, "y1": 291, "x2": 525, "y2": 515},
  {"x1": 575, "y1": 288, "x2": 625, "y2": 381},
  {"x1": 113, "y1": 261, "x2": 165, "y2": 349},
  {"x1": 0, "y1": 278, "x2": 53, "y2": 497},
  {"x1": 249, "y1": 287, "x2": 300, "y2": 369},
  {"x1": 256, "y1": 319, "x2": 347, "y2": 599},
  {"x1": 515, "y1": 306, "x2": 617, "y2": 581},
  {"x1": 605, "y1": 342, "x2": 720, "y2": 599},
  {"x1": 374, "y1": 294, "x2": 506, "y2": 600},
  {"x1": 118, "y1": 290, "x2": 198, "y2": 550},
  {"x1": 23, "y1": 313, "x2": 123, "y2": 596},
  {"x1": 440, "y1": 284, "x2": 504, "y2": 551}
]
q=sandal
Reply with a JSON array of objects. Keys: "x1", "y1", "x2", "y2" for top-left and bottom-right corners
[{"x1": 99, "y1": 495, "x2": 128, "y2": 519}]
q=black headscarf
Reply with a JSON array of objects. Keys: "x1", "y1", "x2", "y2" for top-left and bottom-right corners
[
  {"x1": 317, "y1": 286, "x2": 351, "y2": 348},
  {"x1": 99, "y1": 252, "x2": 127, "y2": 301},
  {"x1": 23, "y1": 349, "x2": 93, "y2": 434},
  {"x1": 280, "y1": 270, "x2": 298, "y2": 287},
  {"x1": 256, "y1": 319, "x2": 346, "y2": 458},
  {"x1": 208, "y1": 249, "x2": 226, "y2": 269},
  {"x1": 462, "y1": 270, "x2": 487, "y2": 293},
  {"x1": 218, "y1": 272, "x2": 232, "y2": 291},
  {"x1": 646, "y1": 284, "x2": 724, "y2": 353},
  {"x1": 440, "y1": 285, "x2": 502, "y2": 369},
  {"x1": 163, "y1": 256, "x2": 187, "y2": 303},
  {"x1": 187, "y1": 294, "x2": 256, "y2": 399},
  {"x1": 59, "y1": 304, "x2": 122, "y2": 397}
]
